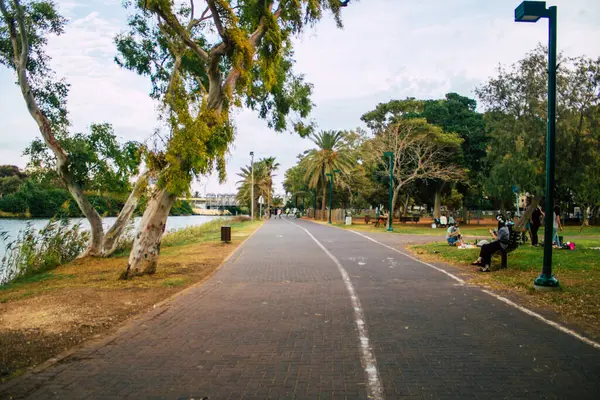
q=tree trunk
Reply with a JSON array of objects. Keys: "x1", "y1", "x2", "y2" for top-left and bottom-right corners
[
  {"x1": 388, "y1": 185, "x2": 401, "y2": 229},
  {"x1": 321, "y1": 177, "x2": 327, "y2": 221},
  {"x1": 9, "y1": 26, "x2": 104, "y2": 256},
  {"x1": 514, "y1": 195, "x2": 542, "y2": 231},
  {"x1": 403, "y1": 192, "x2": 410, "y2": 217},
  {"x1": 433, "y1": 188, "x2": 442, "y2": 220},
  {"x1": 580, "y1": 206, "x2": 591, "y2": 232},
  {"x1": 433, "y1": 182, "x2": 446, "y2": 220},
  {"x1": 102, "y1": 171, "x2": 149, "y2": 256},
  {"x1": 121, "y1": 188, "x2": 176, "y2": 279},
  {"x1": 64, "y1": 166, "x2": 104, "y2": 257},
  {"x1": 267, "y1": 187, "x2": 271, "y2": 218}
]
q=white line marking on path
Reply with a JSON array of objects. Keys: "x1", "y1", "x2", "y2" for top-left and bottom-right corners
[
  {"x1": 287, "y1": 220, "x2": 384, "y2": 400},
  {"x1": 349, "y1": 230, "x2": 465, "y2": 284},
  {"x1": 349, "y1": 229, "x2": 600, "y2": 351}
]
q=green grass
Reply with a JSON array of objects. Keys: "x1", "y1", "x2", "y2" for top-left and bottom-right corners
[
  {"x1": 324, "y1": 219, "x2": 600, "y2": 239},
  {"x1": 328, "y1": 221, "x2": 494, "y2": 236},
  {"x1": 413, "y1": 240, "x2": 600, "y2": 272},
  {"x1": 0, "y1": 272, "x2": 75, "y2": 291},
  {"x1": 110, "y1": 217, "x2": 259, "y2": 257},
  {"x1": 161, "y1": 277, "x2": 187, "y2": 287},
  {"x1": 411, "y1": 238, "x2": 600, "y2": 337},
  {"x1": 161, "y1": 218, "x2": 255, "y2": 247}
]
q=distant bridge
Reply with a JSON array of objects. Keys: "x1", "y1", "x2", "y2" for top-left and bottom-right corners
[{"x1": 179, "y1": 194, "x2": 239, "y2": 209}]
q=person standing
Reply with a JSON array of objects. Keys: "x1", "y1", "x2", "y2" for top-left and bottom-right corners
[
  {"x1": 530, "y1": 201, "x2": 543, "y2": 247},
  {"x1": 553, "y1": 205, "x2": 563, "y2": 247}
]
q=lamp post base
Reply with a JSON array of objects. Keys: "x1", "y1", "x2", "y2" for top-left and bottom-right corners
[
  {"x1": 386, "y1": 228, "x2": 393, "y2": 232},
  {"x1": 534, "y1": 273, "x2": 560, "y2": 290}
]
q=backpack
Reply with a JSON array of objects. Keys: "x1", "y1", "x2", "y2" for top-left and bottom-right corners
[{"x1": 506, "y1": 224, "x2": 520, "y2": 252}]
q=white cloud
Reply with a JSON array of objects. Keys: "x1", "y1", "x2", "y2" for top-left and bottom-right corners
[{"x1": 46, "y1": 10, "x2": 159, "y2": 141}]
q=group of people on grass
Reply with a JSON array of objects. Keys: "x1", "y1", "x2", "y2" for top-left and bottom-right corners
[
  {"x1": 446, "y1": 198, "x2": 566, "y2": 272},
  {"x1": 445, "y1": 215, "x2": 510, "y2": 272}
]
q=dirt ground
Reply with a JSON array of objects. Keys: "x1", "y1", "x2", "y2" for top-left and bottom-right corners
[{"x1": 0, "y1": 222, "x2": 261, "y2": 381}]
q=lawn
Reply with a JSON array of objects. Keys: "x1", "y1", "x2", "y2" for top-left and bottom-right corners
[
  {"x1": 0, "y1": 218, "x2": 262, "y2": 380},
  {"x1": 410, "y1": 238, "x2": 600, "y2": 340},
  {"x1": 317, "y1": 218, "x2": 600, "y2": 238}
]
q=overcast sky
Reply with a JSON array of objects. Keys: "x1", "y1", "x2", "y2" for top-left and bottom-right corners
[{"x1": 1, "y1": 0, "x2": 599, "y2": 196}]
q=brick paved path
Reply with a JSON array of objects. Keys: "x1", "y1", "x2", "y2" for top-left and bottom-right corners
[{"x1": 1, "y1": 219, "x2": 599, "y2": 399}]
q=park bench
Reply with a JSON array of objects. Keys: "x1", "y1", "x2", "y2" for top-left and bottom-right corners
[
  {"x1": 491, "y1": 225, "x2": 521, "y2": 269},
  {"x1": 399, "y1": 216, "x2": 420, "y2": 223}
]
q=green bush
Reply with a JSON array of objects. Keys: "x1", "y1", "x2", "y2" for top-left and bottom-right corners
[
  {"x1": 27, "y1": 189, "x2": 70, "y2": 218},
  {"x1": 0, "y1": 176, "x2": 23, "y2": 195},
  {"x1": 0, "y1": 193, "x2": 28, "y2": 214},
  {"x1": 170, "y1": 200, "x2": 193, "y2": 216},
  {"x1": 1, "y1": 219, "x2": 89, "y2": 284}
]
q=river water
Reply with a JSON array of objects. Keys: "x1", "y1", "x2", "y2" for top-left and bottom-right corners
[{"x1": 0, "y1": 215, "x2": 225, "y2": 265}]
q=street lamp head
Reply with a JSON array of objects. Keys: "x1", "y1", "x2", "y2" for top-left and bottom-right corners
[
  {"x1": 333, "y1": 169, "x2": 340, "y2": 174},
  {"x1": 515, "y1": 1, "x2": 548, "y2": 22},
  {"x1": 325, "y1": 172, "x2": 332, "y2": 177},
  {"x1": 250, "y1": 151, "x2": 254, "y2": 157}
]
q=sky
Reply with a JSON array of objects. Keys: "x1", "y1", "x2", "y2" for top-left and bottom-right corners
[{"x1": 1, "y1": 0, "x2": 599, "y2": 197}]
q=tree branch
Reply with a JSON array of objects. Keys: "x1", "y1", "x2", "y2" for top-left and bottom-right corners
[
  {"x1": 188, "y1": 5, "x2": 211, "y2": 29},
  {"x1": 206, "y1": 0, "x2": 226, "y2": 41},
  {"x1": 154, "y1": 5, "x2": 209, "y2": 62},
  {"x1": 166, "y1": 54, "x2": 183, "y2": 97},
  {"x1": 0, "y1": 0, "x2": 20, "y2": 64},
  {"x1": 223, "y1": 6, "x2": 281, "y2": 94},
  {"x1": 12, "y1": 0, "x2": 27, "y2": 67}
]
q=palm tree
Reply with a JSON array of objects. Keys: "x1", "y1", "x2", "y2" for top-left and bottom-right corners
[
  {"x1": 301, "y1": 131, "x2": 353, "y2": 219},
  {"x1": 261, "y1": 157, "x2": 280, "y2": 215},
  {"x1": 236, "y1": 162, "x2": 269, "y2": 217}
]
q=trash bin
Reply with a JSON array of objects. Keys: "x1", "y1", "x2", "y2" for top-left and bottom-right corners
[
  {"x1": 345, "y1": 216, "x2": 352, "y2": 226},
  {"x1": 221, "y1": 226, "x2": 231, "y2": 243}
]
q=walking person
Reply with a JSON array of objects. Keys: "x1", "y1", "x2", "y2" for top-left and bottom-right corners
[
  {"x1": 530, "y1": 199, "x2": 544, "y2": 247},
  {"x1": 553, "y1": 205, "x2": 563, "y2": 247},
  {"x1": 472, "y1": 217, "x2": 510, "y2": 272}
]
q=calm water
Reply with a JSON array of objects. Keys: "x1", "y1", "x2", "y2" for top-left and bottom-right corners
[{"x1": 0, "y1": 215, "x2": 225, "y2": 262}]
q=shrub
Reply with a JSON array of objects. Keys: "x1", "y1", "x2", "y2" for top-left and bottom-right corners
[
  {"x1": 170, "y1": 200, "x2": 193, "y2": 216},
  {"x1": 0, "y1": 193, "x2": 27, "y2": 214},
  {"x1": 0, "y1": 219, "x2": 89, "y2": 285}
]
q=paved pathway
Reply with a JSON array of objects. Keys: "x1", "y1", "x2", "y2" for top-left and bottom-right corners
[{"x1": 1, "y1": 219, "x2": 599, "y2": 399}]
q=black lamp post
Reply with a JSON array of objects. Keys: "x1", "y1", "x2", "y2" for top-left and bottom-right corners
[{"x1": 515, "y1": 1, "x2": 559, "y2": 289}]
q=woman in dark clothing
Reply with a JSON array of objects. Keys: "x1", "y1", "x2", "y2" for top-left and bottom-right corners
[
  {"x1": 530, "y1": 203, "x2": 543, "y2": 246},
  {"x1": 472, "y1": 217, "x2": 511, "y2": 272}
]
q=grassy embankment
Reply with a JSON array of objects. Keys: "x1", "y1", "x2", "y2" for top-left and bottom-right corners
[{"x1": 0, "y1": 218, "x2": 262, "y2": 380}]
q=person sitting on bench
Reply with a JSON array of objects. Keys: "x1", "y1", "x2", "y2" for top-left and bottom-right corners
[
  {"x1": 472, "y1": 217, "x2": 510, "y2": 272},
  {"x1": 446, "y1": 222, "x2": 464, "y2": 246}
]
